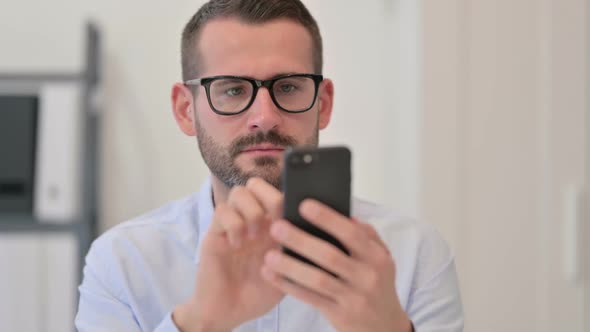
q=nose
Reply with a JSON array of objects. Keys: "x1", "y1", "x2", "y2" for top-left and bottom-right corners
[{"x1": 246, "y1": 87, "x2": 283, "y2": 132}]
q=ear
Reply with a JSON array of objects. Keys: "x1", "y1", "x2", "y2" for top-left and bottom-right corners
[
  {"x1": 171, "y1": 82, "x2": 197, "y2": 136},
  {"x1": 317, "y1": 78, "x2": 334, "y2": 130}
]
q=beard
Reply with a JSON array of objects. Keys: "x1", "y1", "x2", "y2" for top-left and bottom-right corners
[{"x1": 195, "y1": 117, "x2": 319, "y2": 190}]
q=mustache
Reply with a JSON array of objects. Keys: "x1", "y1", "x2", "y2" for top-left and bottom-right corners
[{"x1": 229, "y1": 130, "x2": 297, "y2": 158}]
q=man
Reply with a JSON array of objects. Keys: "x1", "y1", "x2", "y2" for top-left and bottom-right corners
[{"x1": 76, "y1": 0, "x2": 463, "y2": 331}]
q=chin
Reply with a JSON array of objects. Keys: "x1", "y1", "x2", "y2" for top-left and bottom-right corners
[
  {"x1": 244, "y1": 159, "x2": 282, "y2": 189},
  {"x1": 237, "y1": 155, "x2": 282, "y2": 170}
]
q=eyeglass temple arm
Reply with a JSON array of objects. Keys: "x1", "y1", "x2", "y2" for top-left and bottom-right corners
[{"x1": 184, "y1": 79, "x2": 203, "y2": 86}]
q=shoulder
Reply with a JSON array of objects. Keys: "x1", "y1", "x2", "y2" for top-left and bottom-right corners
[
  {"x1": 87, "y1": 192, "x2": 201, "y2": 269},
  {"x1": 352, "y1": 197, "x2": 455, "y2": 288},
  {"x1": 352, "y1": 197, "x2": 441, "y2": 243}
]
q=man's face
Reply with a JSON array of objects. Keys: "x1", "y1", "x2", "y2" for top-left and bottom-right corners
[{"x1": 188, "y1": 18, "x2": 333, "y2": 189}]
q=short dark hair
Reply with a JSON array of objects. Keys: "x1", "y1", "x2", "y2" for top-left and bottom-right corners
[{"x1": 181, "y1": 0, "x2": 323, "y2": 81}]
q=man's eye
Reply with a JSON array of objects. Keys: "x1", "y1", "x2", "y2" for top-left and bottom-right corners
[
  {"x1": 278, "y1": 84, "x2": 297, "y2": 93},
  {"x1": 225, "y1": 87, "x2": 244, "y2": 96}
]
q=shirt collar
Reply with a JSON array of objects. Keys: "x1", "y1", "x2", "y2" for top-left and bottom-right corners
[{"x1": 194, "y1": 176, "x2": 214, "y2": 264}]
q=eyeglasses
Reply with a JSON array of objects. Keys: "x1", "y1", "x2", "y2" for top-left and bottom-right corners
[{"x1": 184, "y1": 73, "x2": 323, "y2": 116}]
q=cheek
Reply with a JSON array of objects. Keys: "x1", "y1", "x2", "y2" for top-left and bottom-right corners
[
  {"x1": 196, "y1": 102, "x2": 246, "y2": 143},
  {"x1": 283, "y1": 110, "x2": 318, "y2": 132},
  {"x1": 195, "y1": 92, "x2": 210, "y2": 117},
  {"x1": 195, "y1": 93, "x2": 222, "y2": 128}
]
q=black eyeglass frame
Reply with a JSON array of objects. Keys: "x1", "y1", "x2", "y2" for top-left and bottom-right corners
[{"x1": 184, "y1": 73, "x2": 324, "y2": 116}]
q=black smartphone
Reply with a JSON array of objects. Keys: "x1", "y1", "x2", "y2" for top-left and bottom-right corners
[{"x1": 281, "y1": 146, "x2": 351, "y2": 271}]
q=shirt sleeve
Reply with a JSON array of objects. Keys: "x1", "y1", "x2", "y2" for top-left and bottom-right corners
[
  {"x1": 406, "y1": 227, "x2": 464, "y2": 332},
  {"x1": 75, "y1": 238, "x2": 179, "y2": 332}
]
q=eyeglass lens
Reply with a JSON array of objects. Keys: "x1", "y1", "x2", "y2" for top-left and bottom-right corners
[{"x1": 208, "y1": 76, "x2": 317, "y2": 114}]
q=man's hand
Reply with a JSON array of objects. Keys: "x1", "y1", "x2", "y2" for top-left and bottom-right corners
[
  {"x1": 174, "y1": 178, "x2": 285, "y2": 332},
  {"x1": 260, "y1": 199, "x2": 413, "y2": 332}
]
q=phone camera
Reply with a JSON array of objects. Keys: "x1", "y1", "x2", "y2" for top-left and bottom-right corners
[{"x1": 303, "y1": 154, "x2": 313, "y2": 164}]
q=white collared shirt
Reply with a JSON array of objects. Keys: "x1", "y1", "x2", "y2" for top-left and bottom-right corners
[{"x1": 76, "y1": 178, "x2": 463, "y2": 331}]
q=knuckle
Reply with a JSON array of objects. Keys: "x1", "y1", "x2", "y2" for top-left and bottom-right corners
[
  {"x1": 374, "y1": 248, "x2": 391, "y2": 268},
  {"x1": 363, "y1": 222, "x2": 377, "y2": 233},
  {"x1": 228, "y1": 186, "x2": 265, "y2": 222},
  {"x1": 248, "y1": 207, "x2": 265, "y2": 223},
  {"x1": 315, "y1": 274, "x2": 334, "y2": 291},
  {"x1": 244, "y1": 203, "x2": 265, "y2": 222},
  {"x1": 228, "y1": 185, "x2": 248, "y2": 201},
  {"x1": 323, "y1": 248, "x2": 342, "y2": 267},
  {"x1": 224, "y1": 214, "x2": 245, "y2": 233},
  {"x1": 266, "y1": 196, "x2": 284, "y2": 218},
  {"x1": 269, "y1": 194, "x2": 283, "y2": 210},
  {"x1": 343, "y1": 228, "x2": 363, "y2": 247},
  {"x1": 364, "y1": 225, "x2": 380, "y2": 240}
]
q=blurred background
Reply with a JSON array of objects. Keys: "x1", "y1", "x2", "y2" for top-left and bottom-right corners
[{"x1": 0, "y1": 0, "x2": 588, "y2": 331}]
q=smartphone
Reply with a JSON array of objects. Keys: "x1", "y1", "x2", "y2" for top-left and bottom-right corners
[{"x1": 281, "y1": 146, "x2": 351, "y2": 271}]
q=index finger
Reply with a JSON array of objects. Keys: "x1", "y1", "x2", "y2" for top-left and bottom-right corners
[
  {"x1": 298, "y1": 199, "x2": 373, "y2": 261},
  {"x1": 245, "y1": 177, "x2": 284, "y2": 220}
]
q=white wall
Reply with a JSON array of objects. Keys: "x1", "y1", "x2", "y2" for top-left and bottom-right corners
[{"x1": 421, "y1": 0, "x2": 588, "y2": 331}]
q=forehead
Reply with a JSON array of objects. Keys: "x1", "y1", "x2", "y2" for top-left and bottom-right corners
[{"x1": 196, "y1": 17, "x2": 315, "y2": 78}]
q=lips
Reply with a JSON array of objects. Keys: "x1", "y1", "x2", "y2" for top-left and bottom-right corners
[{"x1": 240, "y1": 144, "x2": 285, "y2": 155}]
